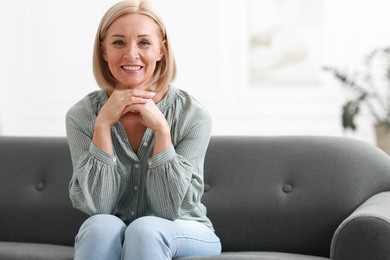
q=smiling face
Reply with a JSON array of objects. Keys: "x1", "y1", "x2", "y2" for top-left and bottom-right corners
[{"x1": 102, "y1": 13, "x2": 164, "y2": 90}]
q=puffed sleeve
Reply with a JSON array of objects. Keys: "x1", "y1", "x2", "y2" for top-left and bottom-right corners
[
  {"x1": 145, "y1": 107, "x2": 211, "y2": 220},
  {"x1": 65, "y1": 97, "x2": 126, "y2": 216}
]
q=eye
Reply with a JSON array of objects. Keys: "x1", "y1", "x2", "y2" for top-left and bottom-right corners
[
  {"x1": 113, "y1": 40, "x2": 125, "y2": 46},
  {"x1": 139, "y1": 40, "x2": 151, "y2": 47}
]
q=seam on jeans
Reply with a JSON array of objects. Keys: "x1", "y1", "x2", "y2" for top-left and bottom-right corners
[{"x1": 169, "y1": 235, "x2": 221, "y2": 244}]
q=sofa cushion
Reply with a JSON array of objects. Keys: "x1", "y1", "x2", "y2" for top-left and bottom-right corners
[
  {"x1": 0, "y1": 242, "x2": 73, "y2": 260},
  {"x1": 201, "y1": 136, "x2": 390, "y2": 257},
  {"x1": 0, "y1": 137, "x2": 88, "y2": 246},
  {"x1": 177, "y1": 251, "x2": 329, "y2": 260}
]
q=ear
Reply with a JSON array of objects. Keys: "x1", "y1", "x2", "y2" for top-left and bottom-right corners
[
  {"x1": 157, "y1": 40, "x2": 166, "y2": 61},
  {"x1": 101, "y1": 43, "x2": 108, "y2": 62}
]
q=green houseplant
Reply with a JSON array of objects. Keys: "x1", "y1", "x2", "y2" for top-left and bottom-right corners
[{"x1": 323, "y1": 46, "x2": 390, "y2": 154}]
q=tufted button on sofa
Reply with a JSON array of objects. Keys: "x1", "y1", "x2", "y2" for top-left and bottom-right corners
[{"x1": 1, "y1": 136, "x2": 390, "y2": 260}]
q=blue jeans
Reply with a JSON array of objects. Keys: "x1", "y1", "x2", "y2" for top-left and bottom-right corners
[{"x1": 74, "y1": 215, "x2": 221, "y2": 260}]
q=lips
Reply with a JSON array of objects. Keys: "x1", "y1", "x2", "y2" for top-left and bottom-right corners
[{"x1": 122, "y1": 65, "x2": 142, "y2": 71}]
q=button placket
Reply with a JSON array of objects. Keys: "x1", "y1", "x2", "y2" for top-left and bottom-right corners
[{"x1": 129, "y1": 159, "x2": 141, "y2": 220}]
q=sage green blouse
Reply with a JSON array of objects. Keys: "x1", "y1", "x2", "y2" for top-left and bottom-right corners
[{"x1": 66, "y1": 86, "x2": 213, "y2": 230}]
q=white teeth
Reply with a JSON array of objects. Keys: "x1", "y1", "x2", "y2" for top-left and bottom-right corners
[{"x1": 122, "y1": 66, "x2": 141, "y2": 71}]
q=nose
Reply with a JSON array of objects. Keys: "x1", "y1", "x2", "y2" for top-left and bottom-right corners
[{"x1": 124, "y1": 43, "x2": 139, "y2": 60}]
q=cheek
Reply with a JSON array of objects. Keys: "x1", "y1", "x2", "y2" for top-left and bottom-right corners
[
  {"x1": 147, "y1": 49, "x2": 164, "y2": 67},
  {"x1": 103, "y1": 45, "x2": 122, "y2": 62}
]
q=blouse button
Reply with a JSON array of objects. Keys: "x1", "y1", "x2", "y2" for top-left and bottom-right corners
[
  {"x1": 143, "y1": 142, "x2": 148, "y2": 147},
  {"x1": 134, "y1": 164, "x2": 139, "y2": 169},
  {"x1": 134, "y1": 186, "x2": 138, "y2": 191}
]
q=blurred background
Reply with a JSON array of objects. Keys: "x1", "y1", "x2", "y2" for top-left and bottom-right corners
[{"x1": 0, "y1": 0, "x2": 389, "y2": 147}]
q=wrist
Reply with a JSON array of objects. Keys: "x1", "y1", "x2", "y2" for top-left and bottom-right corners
[
  {"x1": 93, "y1": 120, "x2": 114, "y2": 155},
  {"x1": 95, "y1": 116, "x2": 114, "y2": 129},
  {"x1": 153, "y1": 123, "x2": 170, "y2": 136},
  {"x1": 152, "y1": 124, "x2": 172, "y2": 156}
]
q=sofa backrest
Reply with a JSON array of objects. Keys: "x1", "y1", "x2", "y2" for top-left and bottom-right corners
[
  {"x1": 1, "y1": 136, "x2": 390, "y2": 256},
  {"x1": 0, "y1": 137, "x2": 88, "y2": 246},
  {"x1": 202, "y1": 136, "x2": 390, "y2": 257}
]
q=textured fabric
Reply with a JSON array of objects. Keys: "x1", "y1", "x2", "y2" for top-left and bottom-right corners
[
  {"x1": 0, "y1": 137, "x2": 88, "y2": 246},
  {"x1": 331, "y1": 191, "x2": 390, "y2": 260},
  {"x1": 2, "y1": 136, "x2": 390, "y2": 259},
  {"x1": 0, "y1": 242, "x2": 73, "y2": 260},
  {"x1": 74, "y1": 215, "x2": 221, "y2": 260},
  {"x1": 176, "y1": 251, "x2": 329, "y2": 260},
  {"x1": 66, "y1": 85, "x2": 213, "y2": 229},
  {"x1": 200, "y1": 136, "x2": 390, "y2": 257}
]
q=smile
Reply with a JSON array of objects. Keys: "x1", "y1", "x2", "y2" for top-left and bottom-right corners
[{"x1": 122, "y1": 65, "x2": 142, "y2": 71}]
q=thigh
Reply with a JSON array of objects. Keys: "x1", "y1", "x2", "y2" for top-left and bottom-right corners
[
  {"x1": 169, "y1": 219, "x2": 221, "y2": 258},
  {"x1": 75, "y1": 214, "x2": 126, "y2": 260},
  {"x1": 124, "y1": 216, "x2": 221, "y2": 259}
]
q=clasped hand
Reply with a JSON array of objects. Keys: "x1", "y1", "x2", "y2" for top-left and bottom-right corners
[{"x1": 97, "y1": 89, "x2": 167, "y2": 132}]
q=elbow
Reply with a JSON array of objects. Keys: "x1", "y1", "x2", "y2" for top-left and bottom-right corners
[{"x1": 70, "y1": 191, "x2": 114, "y2": 216}]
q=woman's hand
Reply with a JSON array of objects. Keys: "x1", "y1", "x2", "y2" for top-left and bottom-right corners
[
  {"x1": 97, "y1": 89, "x2": 156, "y2": 127},
  {"x1": 121, "y1": 93, "x2": 172, "y2": 155},
  {"x1": 93, "y1": 89, "x2": 156, "y2": 154},
  {"x1": 121, "y1": 98, "x2": 167, "y2": 132}
]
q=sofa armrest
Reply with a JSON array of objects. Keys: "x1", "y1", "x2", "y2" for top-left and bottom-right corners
[{"x1": 330, "y1": 191, "x2": 390, "y2": 260}]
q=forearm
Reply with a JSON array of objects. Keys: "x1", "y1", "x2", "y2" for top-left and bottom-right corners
[
  {"x1": 146, "y1": 149, "x2": 200, "y2": 220},
  {"x1": 93, "y1": 119, "x2": 114, "y2": 155},
  {"x1": 152, "y1": 122, "x2": 172, "y2": 156},
  {"x1": 69, "y1": 142, "x2": 122, "y2": 215}
]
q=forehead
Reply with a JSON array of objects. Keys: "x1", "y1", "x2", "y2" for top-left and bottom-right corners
[{"x1": 108, "y1": 13, "x2": 161, "y2": 37}]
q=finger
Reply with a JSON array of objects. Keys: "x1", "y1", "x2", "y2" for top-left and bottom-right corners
[
  {"x1": 121, "y1": 105, "x2": 138, "y2": 117},
  {"x1": 120, "y1": 112, "x2": 142, "y2": 122},
  {"x1": 121, "y1": 100, "x2": 148, "y2": 117},
  {"x1": 128, "y1": 96, "x2": 149, "y2": 105},
  {"x1": 137, "y1": 90, "x2": 156, "y2": 99}
]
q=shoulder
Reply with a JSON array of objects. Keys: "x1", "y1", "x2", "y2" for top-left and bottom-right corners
[
  {"x1": 66, "y1": 90, "x2": 106, "y2": 127},
  {"x1": 173, "y1": 88, "x2": 211, "y2": 123},
  {"x1": 167, "y1": 87, "x2": 212, "y2": 139}
]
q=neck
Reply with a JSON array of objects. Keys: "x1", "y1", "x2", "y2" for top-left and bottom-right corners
[{"x1": 152, "y1": 84, "x2": 169, "y2": 104}]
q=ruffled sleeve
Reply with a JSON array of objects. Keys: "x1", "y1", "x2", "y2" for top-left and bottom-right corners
[
  {"x1": 145, "y1": 109, "x2": 212, "y2": 220},
  {"x1": 66, "y1": 94, "x2": 126, "y2": 216}
]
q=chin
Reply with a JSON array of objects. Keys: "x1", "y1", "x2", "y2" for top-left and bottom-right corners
[{"x1": 116, "y1": 82, "x2": 143, "y2": 89}]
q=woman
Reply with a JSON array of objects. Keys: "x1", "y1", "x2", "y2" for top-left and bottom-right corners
[{"x1": 65, "y1": 0, "x2": 221, "y2": 259}]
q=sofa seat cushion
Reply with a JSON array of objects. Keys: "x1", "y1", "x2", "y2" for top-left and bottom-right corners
[
  {"x1": 0, "y1": 242, "x2": 73, "y2": 260},
  {"x1": 177, "y1": 252, "x2": 329, "y2": 260}
]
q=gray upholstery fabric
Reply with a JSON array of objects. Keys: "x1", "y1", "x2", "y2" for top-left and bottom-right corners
[
  {"x1": 177, "y1": 252, "x2": 328, "y2": 260},
  {"x1": 201, "y1": 136, "x2": 390, "y2": 257},
  {"x1": 1, "y1": 136, "x2": 390, "y2": 260},
  {"x1": 0, "y1": 242, "x2": 73, "y2": 260},
  {"x1": 331, "y1": 191, "x2": 390, "y2": 260},
  {"x1": 0, "y1": 137, "x2": 88, "y2": 246}
]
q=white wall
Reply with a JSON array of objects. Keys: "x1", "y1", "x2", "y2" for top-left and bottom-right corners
[{"x1": 0, "y1": 0, "x2": 389, "y2": 146}]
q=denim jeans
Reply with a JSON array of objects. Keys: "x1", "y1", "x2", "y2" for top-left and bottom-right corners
[{"x1": 74, "y1": 214, "x2": 221, "y2": 260}]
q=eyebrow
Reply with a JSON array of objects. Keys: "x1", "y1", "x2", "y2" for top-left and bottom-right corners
[{"x1": 110, "y1": 34, "x2": 153, "y2": 38}]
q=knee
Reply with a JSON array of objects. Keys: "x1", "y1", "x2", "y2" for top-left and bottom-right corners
[
  {"x1": 125, "y1": 216, "x2": 166, "y2": 243},
  {"x1": 75, "y1": 215, "x2": 126, "y2": 260},
  {"x1": 77, "y1": 214, "x2": 126, "y2": 242}
]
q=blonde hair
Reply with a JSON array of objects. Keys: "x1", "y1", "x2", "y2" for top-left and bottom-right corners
[{"x1": 93, "y1": 0, "x2": 176, "y2": 91}]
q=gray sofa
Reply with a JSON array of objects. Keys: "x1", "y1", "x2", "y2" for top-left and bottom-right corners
[{"x1": 1, "y1": 136, "x2": 390, "y2": 260}]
